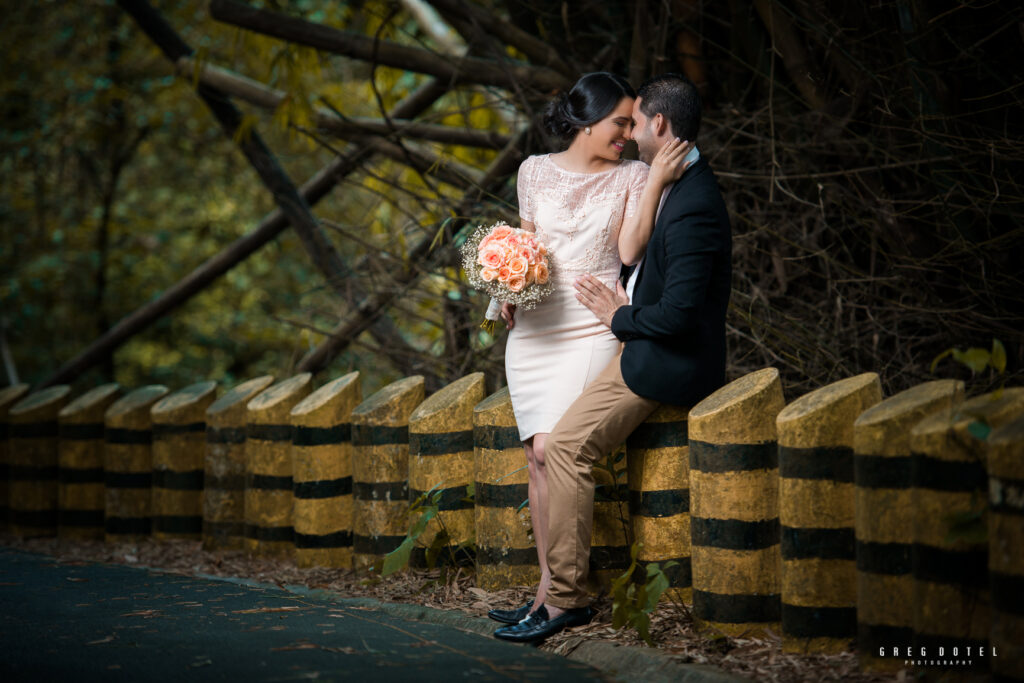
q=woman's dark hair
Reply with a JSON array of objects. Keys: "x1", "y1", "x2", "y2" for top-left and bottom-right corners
[{"x1": 543, "y1": 72, "x2": 636, "y2": 140}]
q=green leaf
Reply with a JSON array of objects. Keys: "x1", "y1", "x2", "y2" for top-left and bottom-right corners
[
  {"x1": 381, "y1": 536, "x2": 415, "y2": 576},
  {"x1": 930, "y1": 348, "x2": 954, "y2": 374},
  {"x1": 991, "y1": 339, "x2": 1007, "y2": 374},
  {"x1": 967, "y1": 420, "x2": 991, "y2": 441},
  {"x1": 952, "y1": 347, "x2": 990, "y2": 374}
]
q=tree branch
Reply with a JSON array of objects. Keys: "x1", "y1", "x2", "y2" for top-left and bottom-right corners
[{"x1": 753, "y1": 0, "x2": 827, "y2": 109}]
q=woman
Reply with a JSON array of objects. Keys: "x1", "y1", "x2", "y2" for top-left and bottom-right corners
[{"x1": 488, "y1": 72, "x2": 689, "y2": 624}]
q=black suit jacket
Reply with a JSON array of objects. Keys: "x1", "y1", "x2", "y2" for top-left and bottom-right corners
[{"x1": 610, "y1": 157, "x2": 731, "y2": 406}]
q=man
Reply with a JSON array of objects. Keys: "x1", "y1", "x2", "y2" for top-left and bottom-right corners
[{"x1": 494, "y1": 73, "x2": 732, "y2": 643}]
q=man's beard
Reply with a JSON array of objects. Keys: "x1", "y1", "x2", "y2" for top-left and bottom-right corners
[{"x1": 635, "y1": 129, "x2": 657, "y2": 164}]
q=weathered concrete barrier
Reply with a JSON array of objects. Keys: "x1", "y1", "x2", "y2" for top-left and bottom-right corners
[
  {"x1": 688, "y1": 368, "x2": 784, "y2": 637},
  {"x1": 627, "y1": 404, "x2": 691, "y2": 602},
  {"x1": 909, "y1": 387, "x2": 1024, "y2": 677},
  {"x1": 472, "y1": 387, "x2": 537, "y2": 590},
  {"x1": 151, "y1": 381, "x2": 218, "y2": 541},
  {"x1": 776, "y1": 372, "x2": 882, "y2": 654},
  {"x1": 0, "y1": 383, "x2": 31, "y2": 531},
  {"x1": 852, "y1": 379, "x2": 963, "y2": 671},
  {"x1": 351, "y1": 376, "x2": 424, "y2": 569},
  {"x1": 57, "y1": 383, "x2": 122, "y2": 539},
  {"x1": 291, "y1": 372, "x2": 360, "y2": 568},
  {"x1": 8, "y1": 385, "x2": 71, "y2": 537},
  {"x1": 408, "y1": 373, "x2": 484, "y2": 568},
  {"x1": 203, "y1": 375, "x2": 274, "y2": 550},
  {"x1": 245, "y1": 373, "x2": 312, "y2": 556},
  {"x1": 104, "y1": 385, "x2": 169, "y2": 542},
  {"x1": 988, "y1": 413, "x2": 1024, "y2": 683},
  {"x1": 590, "y1": 445, "x2": 630, "y2": 591}
]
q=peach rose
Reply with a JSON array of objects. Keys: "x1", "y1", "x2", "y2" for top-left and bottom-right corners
[
  {"x1": 478, "y1": 233, "x2": 494, "y2": 250},
  {"x1": 534, "y1": 262, "x2": 549, "y2": 284},
  {"x1": 503, "y1": 246, "x2": 518, "y2": 263},
  {"x1": 497, "y1": 266, "x2": 512, "y2": 283},
  {"x1": 508, "y1": 255, "x2": 529, "y2": 276},
  {"x1": 507, "y1": 274, "x2": 526, "y2": 293},
  {"x1": 519, "y1": 247, "x2": 536, "y2": 263},
  {"x1": 490, "y1": 225, "x2": 513, "y2": 241},
  {"x1": 524, "y1": 267, "x2": 536, "y2": 285},
  {"x1": 477, "y1": 244, "x2": 504, "y2": 269},
  {"x1": 480, "y1": 267, "x2": 499, "y2": 282}
]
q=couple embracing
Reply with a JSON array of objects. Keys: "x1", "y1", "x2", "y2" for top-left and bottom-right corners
[{"x1": 489, "y1": 72, "x2": 731, "y2": 643}]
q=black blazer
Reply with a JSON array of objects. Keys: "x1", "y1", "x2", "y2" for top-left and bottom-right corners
[{"x1": 610, "y1": 157, "x2": 731, "y2": 406}]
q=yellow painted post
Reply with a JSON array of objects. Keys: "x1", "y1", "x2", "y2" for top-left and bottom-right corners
[
  {"x1": 0, "y1": 383, "x2": 30, "y2": 531},
  {"x1": 589, "y1": 444, "x2": 630, "y2": 592},
  {"x1": 688, "y1": 368, "x2": 784, "y2": 637},
  {"x1": 290, "y1": 372, "x2": 361, "y2": 568},
  {"x1": 988, "y1": 413, "x2": 1024, "y2": 683},
  {"x1": 852, "y1": 380, "x2": 963, "y2": 671},
  {"x1": 104, "y1": 385, "x2": 169, "y2": 542},
  {"x1": 57, "y1": 383, "x2": 122, "y2": 539},
  {"x1": 627, "y1": 404, "x2": 691, "y2": 602},
  {"x1": 408, "y1": 373, "x2": 485, "y2": 568},
  {"x1": 151, "y1": 381, "x2": 218, "y2": 541},
  {"x1": 203, "y1": 375, "x2": 274, "y2": 550},
  {"x1": 473, "y1": 387, "x2": 538, "y2": 590},
  {"x1": 909, "y1": 387, "x2": 1024, "y2": 677},
  {"x1": 245, "y1": 373, "x2": 312, "y2": 557},
  {"x1": 8, "y1": 385, "x2": 72, "y2": 537},
  {"x1": 351, "y1": 376, "x2": 425, "y2": 570}
]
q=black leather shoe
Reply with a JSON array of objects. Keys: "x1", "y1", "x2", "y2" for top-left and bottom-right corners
[
  {"x1": 493, "y1": 605, "x2": 592, "y2": 643},
  {"x1": 487, "y1": 600, "x2": 534, "y2": 624}
]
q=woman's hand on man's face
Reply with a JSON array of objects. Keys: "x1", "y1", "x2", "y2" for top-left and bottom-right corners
[{"x1": 649, "y1": 138, "x2": 694, "y2": 187}]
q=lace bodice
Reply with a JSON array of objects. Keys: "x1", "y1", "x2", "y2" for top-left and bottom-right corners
[{"x1": 517, "y1": 154, "x2": 649, "y2": 284}]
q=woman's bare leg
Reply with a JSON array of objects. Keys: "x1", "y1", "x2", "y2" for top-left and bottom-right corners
[{"x1": 525, "y1": 433, "x2": 552, "y2": 608}]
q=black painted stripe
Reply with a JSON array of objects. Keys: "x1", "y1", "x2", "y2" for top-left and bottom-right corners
[
  {"x1": 294, "y1": 476, "x2": 353, "y2": 499},
  {"x1": 353, "y1": 481, "x2": 408, "y2": 501},
  {"x1": 691, "y1": 517, "x2": 780, "y2": 551},
  {"x1": 779, "y1": 445, "x2": 854, "y2": 483},
  {"x1": 590, "y1": 545, "x2": 631, "y2": 570},
  {"x1": 629, "y1": 488, "x2": 689, "y2": 517},
  {"x1": 692, "y1": 588, "x2": 781, "y2": 623},
  {"x1": 259, "y1": 526, "x2": 294, "y2": 543},
  {"x1": 473, "y1": 425, "x2": 522, "y2": 451},
  {"x1": 475, "y1": 482, "x2": 529, "y2": 508},
  {"x1": 8, "y1": 465, "x2": 58, "y2": 481},
  {"x1": 293, "y1": 424, "x2": 351, "y2": 446},
  {"x1": 152, "y1": 422, "x2": 206, "y2": 438},
  {"x1": 204, "y1": 473, "x2": 246, "y2": 491},
  {"x1": 627, "y1": 420, "x2": 688, "y2": 449},
  {"x1": 991, "y1": 571, "x2": 1024, "y2": 617},
  {"x1": 10, "y1": 421, "x2": 59, "y2": 439},
  {"x1": 409, "y1": 485, "x2": 474, "y2": 511},
  {"x1": 855, "y1": 454, "x2": 911, "y2": 490},
  {"x1": 410, "y1": 545, "x2": 476, "y2": 568},
  {"x1": 105, "y1": 428, "x2": 152, "y2": 445},
  {"x1": 990, "y1": 476, "x2": 1024, "y2": 516},
  {"x1": 58, "y1": 509, "x2": 104, "y2": 527},
  {"x1": 247, "y1": 474, "x2": 293, "y2": 491},
  {"x1": 244, "y1": 524, "x2": 261, "y2": 541},
  {"x1": 689, "y1": 440, "x2": 777, "y2": 473},
  {"x1": 9, "y1": 508, "x2": 57, "y2": 528},
  {"x1": 105, "y1": 516, "x2": 151, "y2": 535},
  {"x1": 353, "y1": 534, "x2": 406, "y2": 555},
  {"x1": 295, "y1": 530, "x2": 353, "y2": 549},
  {"x1": 856, "y1": 540, "x2": 912, "y2": 575},
  {"x1": 636, "y1": 556, "x2": 693, "y2": 588},
  {"x1": 781, "y1": 526, "x2": 855, "y2": 560},
  {"x1": 152, "y1": 469, "x2": 204, "y2": 491},
  {"x1": 105, "y1": 471, "x2": 152, "y2": 489},
  {"x1": 410, "y1": 430, "x2": 475, "y2": 456},
  {"x1": 912, "y1": 544, "x2": 987, "y2": 588},
  {"x1": 475, "y1": 545, "x2": 538, "y2": 566},
  {"x1": 857, "y1": 623, "x2": 914, "y2": 654},
  {"x1": 58, "y1": 467, "x2": 105, "y2": 484},
  {"x1": 782, "y1": 603, "x2": 857, "y2": 638},
  {"x1": 152, "y1": 515, "x2": 203, "y2": 534},
  {"x1": 246, "y1": 423, "x2": 292, "y2": 442},
  {"x1": 912, "y1": 453, "x2": 986, "y2": 491},
  {"x1": 206, "y1": 426, "x2": 247, "y2": 444},
  {"x1": 58, "y1": 423, "x2": 105, "y2": 440},
  {"x1": 203, "y1": 521, "x2": 244, "y2": 538},
  {"x1": 352, "y1": 424, "x2": 409, "y2": 447}
]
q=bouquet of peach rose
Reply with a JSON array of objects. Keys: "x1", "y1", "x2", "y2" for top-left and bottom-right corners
[{"x1": 461, "y1": 222, "x2": 554, "y2": 331}]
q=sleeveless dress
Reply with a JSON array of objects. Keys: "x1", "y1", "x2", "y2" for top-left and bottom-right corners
[{"x1": 505, "y1": 153, "x2": 649, "y2": 440}]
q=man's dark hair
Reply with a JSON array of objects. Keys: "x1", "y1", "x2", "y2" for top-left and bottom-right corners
[{"x1": 637, "y1": 74, "x2": 701, "y2": 141}]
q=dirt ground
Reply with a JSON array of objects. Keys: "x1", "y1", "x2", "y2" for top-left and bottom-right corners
[{"x1": 1, "y1": 534, "x2": 905, "y2": 683}]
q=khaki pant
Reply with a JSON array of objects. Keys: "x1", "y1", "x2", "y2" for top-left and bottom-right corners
[{"x1": 544, "y1": 351, "x2": 659, "y2": 608}]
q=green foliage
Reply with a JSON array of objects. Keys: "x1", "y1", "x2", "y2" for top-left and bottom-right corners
[
  {"x1": 609, "y1": 542, "x2": 676, "y2": 646},
  {"x1": 930, "y1": 339, "x2": 1007, "y2": 377},
  {"x1": 378, "y1": 482, "x2": 475, "y2": 577}
]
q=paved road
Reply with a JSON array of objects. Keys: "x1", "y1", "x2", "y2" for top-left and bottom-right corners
[{"x1": 0, "y1": 547, "x2": 607, "y2": 682}]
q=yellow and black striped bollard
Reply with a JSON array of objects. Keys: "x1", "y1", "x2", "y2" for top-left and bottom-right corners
[
  {"x1": 151, "y1": 381, "x2": 218, "y2": 541},
  {"x1": 909, "y1": 387, "x2": 1024, "y2": 677},
  {"x1": 408, "y1": 373, "x2": 485, "y2": 568},
  {"x1": 0, "y1": 383, "x2": 30, "y2": 531},
  {"x1": 57, "y1": 383, "x2": 122, "y2": 539},
  {"x1": 291, "y1": 372, "x2": 361, "y2": 568},
  {"x1": 852, "y1": 379, "x2": 963, "y2": 671},
  {"x1": 204, "y1": 375, "x2": 274, "y2": 550},
  {"x1": 590, "y1": 443, "x2": 631, "y2": 592},
  {"x1": 776, "y1": 373, "x2": 882, "y2": 654},
  {"x1": 989, "y1": 413, "x2": 1024, "y2": 683},
  {"x1": 351, "y1": 376, "x2": 424, "y2": 570},
  {"x1": 245, "y1": 373, "x2": 312, "y2": 557},
  {"x1": 104, "y1": 385, "x2": 169, "y2": 542},
  {"x1": 8, "y1": 385, "x2": 71, "y2": 537},
  {"x1": 627, "y1": 404, "x2": 691, "y2": 602},
  {"x1": 473, "y1": 387, "x2": 538, "y2": 590},
  {"x1": 688, "y1": 368, "x2": 784, "y2": 637}
]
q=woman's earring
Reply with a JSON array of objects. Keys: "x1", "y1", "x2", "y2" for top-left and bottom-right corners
[{"x1": 585, "y1": 126, "x2": 592, "y2": 135}]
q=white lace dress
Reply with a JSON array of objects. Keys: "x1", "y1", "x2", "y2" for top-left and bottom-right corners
[{"x1": 506, "y1": 153, "x2": 649, "y2": 440}]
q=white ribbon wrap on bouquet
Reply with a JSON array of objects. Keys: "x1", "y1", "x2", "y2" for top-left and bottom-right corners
[{"x1": 485, "y1": 298, "x2": 503, "y2": 322}]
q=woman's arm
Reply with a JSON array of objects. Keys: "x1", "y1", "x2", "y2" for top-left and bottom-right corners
[{"x1": 617, "y1": 139, "x2": 693, "y2": 266}]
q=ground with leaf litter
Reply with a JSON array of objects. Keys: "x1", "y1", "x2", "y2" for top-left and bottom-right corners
[{"x1": 1, "y1": 535, "x2": 906, "y2": 683}]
